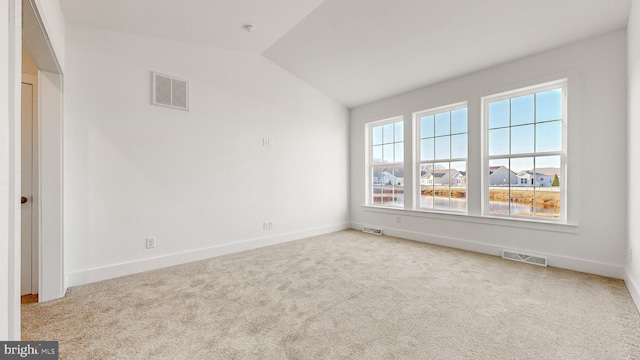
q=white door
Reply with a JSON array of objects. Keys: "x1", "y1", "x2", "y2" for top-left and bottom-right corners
[{"x1": 21, "y1": 81, "x2": 37, "y2": 296}]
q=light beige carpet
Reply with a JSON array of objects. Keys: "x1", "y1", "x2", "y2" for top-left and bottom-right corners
[{"x1": 22, "y1": 230, "x2": 640, "y2": 359}]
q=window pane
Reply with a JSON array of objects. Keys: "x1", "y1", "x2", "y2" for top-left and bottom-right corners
[
  {"x1": 534, "y1": 155, "x2": 561, "y2": 218},
  {"x1": 533, "y1": 156, "x2": 560, "y2": 188},
  {"x1": 435, "y1": 136, "x2": 450, "y2": 160},
  {"x1": 372, "y1": 145, "x2": 382, "y2": 164},
  {"x1": 489, "y1": 99, "x2": 509, "y2": 129},
  {"x1": 433, "y1": 162, "x2": 450, "y2": 210},
  {"x1": 382, "y1": 124, "x2": 393, "y2": 144},
  {"x1": 536, "y1": 155, "x2": 562, "y2": 218},
  {"x1": 536, "y1": 89, "x2": 562, "y2": 122},
  {"x1": 394, "y1": 142, "x2": 404, "y2": 163},
  {"x1": 372, "y1": 166, "x2": 384, "y2": 205},
  {"x1": 451, "y1": 108, "x2": 467, "y2": 134},
  {"x1": 383, "y1": 144, "x2": 394, "y2": 163},
  {"x1": 511, "y1": 124, "x2": 534, "y2": 154},
  {"x1": 489, "y1": 128, "x2": 509, "y2": 156},
  {"x1": 488, "y1": 158, "x2": 511, "y2": 215},
  {"x1": 451, "y1": 134, "x2": 467, "y2": 159},
  {"x1": 420, "y1": 193, "x2": 434, "y2": 209},
  {"x1": 419, "y1": 162, "x2": 434, "y2": 209},
  {"x1": 394, "y1": 121, "x2": 404, "y2": 142},
  {"x1": 372, "y1": 166, "x2": 384, "y2": 185},
  {"x1": 450, "y1": 161, "x2": 467, "y2": 212},
  {"x1": 535, "y1": 154, "x2": 561, "y2": 169},
  {"x1": 372, "y1": 126, "x2": 382, "y2": 145},
  {"x1": 383, "y1": 123, "x2": 394, "y2": 144},
  {"x1": 510, "y1": 157, "x2": 534, "y2": 217},
  {"x1": 451, "y1": 161, "x2": 467, "y2": 186},
  {"x1": 393, "y1": 165, "x2": 405, "y2": 186},
  {"x1": 420, "y1": 115, "x2": 434, "y2": 139},
  {"x1": 421, "y1": 138, "x2": 434, "y2": 161},
  {"x1": 511, "y1": 94, "x2": 534, "y2": 126},
  {"x1": 511, "y1": 157, "x2": 533, "y2": 175},
  {"x1": 435, "y1": 112, "x2": 451, "y2": 136},
  {"x1": 536, "y1": 120, "x2": 562, "y2": 152},
  {"x1": 419, "y1": 163, "x2": 434, "y2": 178},
  {"x1": 489, "y1": 158, "x2": 513, "y2": 187}
]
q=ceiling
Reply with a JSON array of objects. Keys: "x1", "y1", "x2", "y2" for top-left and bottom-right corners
[
  {"x1": 59, "y1": 0, "x2": 326, "y2": 54},
  {"x1": 60, "y1": 0, "x2": 632, "y2": 108}
]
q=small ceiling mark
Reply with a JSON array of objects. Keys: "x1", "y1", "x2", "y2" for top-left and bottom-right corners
[{"x1": 243, "y1": 24, "x2": 256, "y2": 33}]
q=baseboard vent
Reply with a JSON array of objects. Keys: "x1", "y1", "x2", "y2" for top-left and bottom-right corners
[
  {"x1": 362, "y1": 226, "x2": 383, "y2": 235},
  {"x1": 502, "y1": 250, "x2": 547, "y2": 267}
]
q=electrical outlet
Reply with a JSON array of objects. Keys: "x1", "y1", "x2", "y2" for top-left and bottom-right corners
[
  {"x1": 269, "y1": 221, "x2": 273, "y2": 229},
  {"x1": 396, "y1": 216, "x2": 401, "y2": 224},
  {"x1": 145, "y1": 237, "x2": 156, "y2": 249},
  {"x1": 263, "y1": 221, "x2": 273, "y2": 230}
]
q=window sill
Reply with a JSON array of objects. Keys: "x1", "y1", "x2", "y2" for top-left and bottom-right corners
[{"x1": 362, "y1": 205, "x2": 578, "y2": 234}]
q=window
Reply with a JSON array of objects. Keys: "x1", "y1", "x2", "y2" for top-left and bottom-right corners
[
  {"x1": 368, "y1": 118, "x2": 404, "y2": 207},
  {"x1": 484, "y1": 80, "x2": 566, "y2": 220},
  {"x1": 416, "y1": 103, "x2": 468, "y2": 212}
]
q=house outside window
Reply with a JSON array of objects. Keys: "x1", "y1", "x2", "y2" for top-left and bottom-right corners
[
  {"x1": 484, "y1": 79, "x2": 566, "y2": 220},
  {"x1": 415, "y1": 103, "x2": 467, "y2": 212},
  {"x1": 367, "y1": 117, "x2": 404, "y2": 207}
]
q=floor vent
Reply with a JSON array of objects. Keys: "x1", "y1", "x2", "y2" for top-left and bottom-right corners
[
  {"x1": 502, "y1": 250, "x2": 547, "y2": 267},
  {"x1": 362, "y1": 227, "x2": 383, "y2": 235}
]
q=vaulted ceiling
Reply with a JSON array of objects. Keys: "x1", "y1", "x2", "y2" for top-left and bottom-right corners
[{"x1": 60, "y1": 0, "x2": 632, "y2": 108}]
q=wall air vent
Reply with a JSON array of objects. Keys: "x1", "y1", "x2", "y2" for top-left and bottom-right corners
[
  {"x1": 362, "y1": 227, "x2": 383, "y2": 235},
  {"x1": 151, "y1": 71, "x2": 189, "y2": 111},
  {"x1": 502, "y1": 250, "x2": 548, "y2": 267}
]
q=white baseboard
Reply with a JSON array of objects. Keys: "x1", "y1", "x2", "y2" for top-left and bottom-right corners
[
  {"x1": 67, "y1": 223, "x2": 350, "y2": 287},
  {"x1": 624, "y1": 269, "x2": 640, "y2": 314},
  {"x1": 351, "y1": 222, "x2": 625, "y2": 279}
]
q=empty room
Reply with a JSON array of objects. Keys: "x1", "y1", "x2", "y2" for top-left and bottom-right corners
[{"x1": 2, "y1": 0, "x2": 640, "y2": 358}]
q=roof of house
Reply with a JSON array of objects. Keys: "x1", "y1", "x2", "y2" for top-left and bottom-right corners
[
  {"x1": 422, "y1": 169, "x2": 461, "y2": 178},
  {"x1": 534, "y1": 168, "x2": 560, "y2": 176},
  {"x1": 517, "y1": 168, "x2": 560, "y2": 177}
]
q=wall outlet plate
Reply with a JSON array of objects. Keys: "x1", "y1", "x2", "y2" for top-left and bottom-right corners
[{"x1": 145, "y1": 237, "x2": 156, "y2": 249}]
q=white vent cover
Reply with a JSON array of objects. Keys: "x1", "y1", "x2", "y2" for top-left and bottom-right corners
[
  {"x1": 151, "y1": 72, "x2": 189, "y2": 111},
  {"x1": 502, "y1": 250, "x2": 548, "y2": 267},
  {"x1": 363, "y1": 226, "x2": 383, "y2": 235}
]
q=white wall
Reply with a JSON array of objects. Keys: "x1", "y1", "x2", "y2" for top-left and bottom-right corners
[
  {"x1": 627, "y1": 0, "x2": 640, "y2": 310},
  {"x1": 64, "y1": 25, "x2": 349, "y2": 285},
  {"x1": 351, "y1": 30, "x2": 628, "y2": 278}
]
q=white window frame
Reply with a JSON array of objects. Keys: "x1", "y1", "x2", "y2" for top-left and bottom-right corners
[
  {"x1": 414, "y1": 102, "x2": 468, "y2": 214},
  {"x1": 365, "y1": 116, "x2": 405, "y2": 208},
  {"x1": 481, "y1": 79, "x2": 568, "y2": 222}
]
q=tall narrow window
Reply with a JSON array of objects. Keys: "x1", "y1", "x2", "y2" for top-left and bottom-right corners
[
  {"x1": 416, "y1": 104, "x2": 467, "y2": 212},
  {"x1": 368, "y1": 118, "x2": 404, "y2": 207},
  {"x1": 484, "y1": 80, "x2": 566, "y2": 220}
]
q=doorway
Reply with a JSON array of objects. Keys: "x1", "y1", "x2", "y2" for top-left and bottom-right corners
[
  {"x1": 21, "y1": 71, "x2": 38, "y2": 300},
  {"x1": 22, "y1": 0, "x2": 65, "y2": 304}
]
